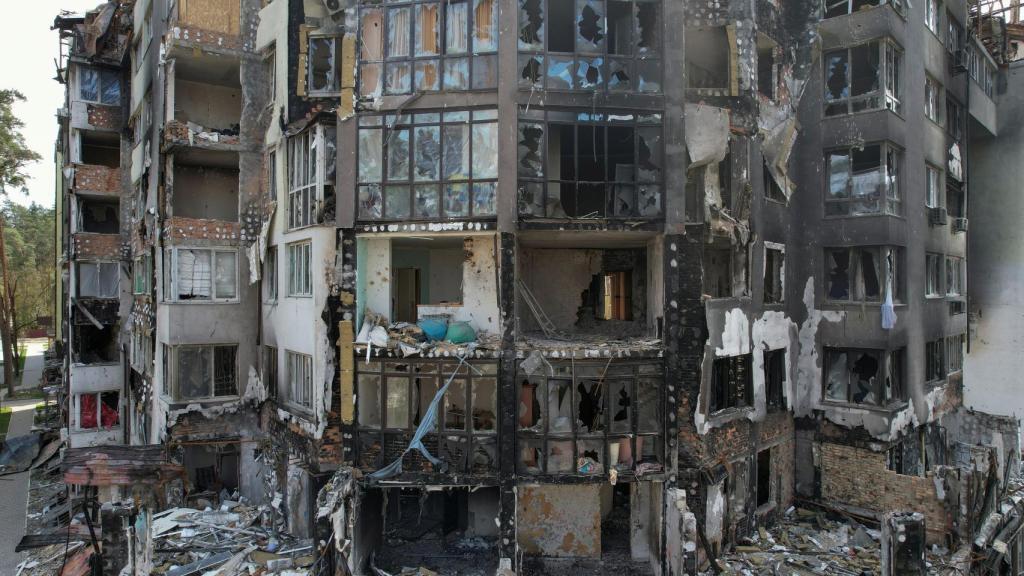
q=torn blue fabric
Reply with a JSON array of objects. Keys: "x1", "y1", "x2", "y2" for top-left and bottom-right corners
[{"x1": 368, "y1": 355, "x2": 472, "y2": 480}]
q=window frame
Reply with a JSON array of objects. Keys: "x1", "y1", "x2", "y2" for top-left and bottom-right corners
[
  {"x1": 763, "y1": 242, "x2": 785, "y2": 304},
  {"x1": 825, "y1": 246, "x2": 902, "y2": 304},
  {"x1": 764, "y1": 348, "x2": 787, "y2": 410},
  {"x1": 925, "y1": 338, "x2": 946, "y2": 384},
  {"x1": 945, "y1": 255, "x2": 963, "y2": 296},
  {"x1": 822, "y1": 347, "x2": 905, "y2": 408},
  {"x1": 823, "y1": 142, "x2": 902, "y2": 217},
  {"x1": 75, "y1": 390, "x2": 121, "y2": 431},
  {"x1": 165, "y1": 344, "x2": 240, "y2": 401},
  {"x1": 823, "y1": 39, "x2": 903, "y2": 117},
  {"x1": 287, "y1": 124, "x2": 336, "y2": 230},
  {"x1": 287, "y1": 241, "x2": 313, "y2": 297},
  {"x1": 264, "y1": 245, "x2": 278, "y2": 302},
  {"x1": 78, "y1": 65, "x2": 121, "y2": 106},
  {"x1": 517, "y1": 107, "x2": 665, "y2": 220},
  {"x1": 357, "y1": 109, "x2": 499, "y2": 221},
  {"x1": 77, "y1": 260, "x2": 120, "y2": 299},
  {"x1": 946, "y1": 334, "x2": 965, "y2": 374},
  {"x1": 926, "y1": 164, "x2": 944, "y2": 208},
  {"x1": 925, "y1": 0, "x2": 941, "y2": 36},
  {"x1": 925, "y1": 75, "x2": 943, "y2": 125},
  {"x1": 165, "y1": 247, "x2": 240, "y2": 303},
  {"x1": 286, "y1": 350, "x2": 314, "y2": 411},
  {"x1": 709, "y1": 353, "x2": 754, "y2": 414},
  {"x1": 823, "y1": 0, "x2": 904, "y2": 18},
  {"x1": 264, "y1": 345, "x2": 278, "y2": 398},
  {"x1": 133, "y1": 254, "x2": 151, "y2": 295},
  {"x1": 359, "y1": 0, "x2": 499, "y2": 96},
  {"x1": 926, "y1": 252, "x2": 944, "y2": 298}
]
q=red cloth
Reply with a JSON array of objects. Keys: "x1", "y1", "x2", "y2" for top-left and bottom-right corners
[
  {"x1": 100, "y1": 394, "x2": 119, "y2": 428},
  {"x1": 80, "y1": 394, "x2": 97, "y2": 429}
]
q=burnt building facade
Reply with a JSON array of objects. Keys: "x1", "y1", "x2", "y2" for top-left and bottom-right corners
[{"x1": 50, "y1": 0, "x2": 1024, "y2": 574}]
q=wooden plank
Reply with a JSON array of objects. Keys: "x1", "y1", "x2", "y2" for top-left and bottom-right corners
[{"x1": 339, "y1": 320, "x2": 355, "y2": 425}]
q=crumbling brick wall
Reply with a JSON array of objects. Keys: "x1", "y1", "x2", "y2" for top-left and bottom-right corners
[
  {"x1": 74, "y1": 164, "x2": 121, "y2": 195},
  {"x1": 87, "y1": 104, "x2": 122, "y2": 130},
  {"x1": 818, "y1": 442, "x2": 948, "y2": 544},
  {"x1": 73, "y1": 232, "x2": 123, "y2": 259},
  {"x1": 163, "y1": 216, "x2": 242, "y2": 243}
]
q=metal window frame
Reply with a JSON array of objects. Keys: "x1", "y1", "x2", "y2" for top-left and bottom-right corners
[
  {"x1": 167, "y1": 247, "x2": 240, "y2": 303},
  {"x1": 822, "y1": 347, "x2": 904, "y2": 407},
  {"x1": 286, "y1": 241, "x2": 313, "y2": 297},
  {"x1": 823, "y1": 142, "x2": 903, "y2": 217},
  {"x1": 168, "y1": 343, "x2": 239, "y2": 401},
  {"x1": 824, "y1": 246, "x2": 902, "y2": 304},
  {"x1": 823, "y1": 39, "x2": 903, "y2": 117}
]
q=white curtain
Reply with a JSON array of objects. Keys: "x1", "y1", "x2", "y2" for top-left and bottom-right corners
[
  {"x1": 446, "y1": 1, "x2": 469, "y2": 54},
  {"x1": 214, "y1": 252, "x2": 237, "y2": 299},
  {"x1": 388, "y1": 7, "x2": 411, "y2": 58},
  {"x1": 178, "y1": 250, "x2": 212, "y2": 299}
]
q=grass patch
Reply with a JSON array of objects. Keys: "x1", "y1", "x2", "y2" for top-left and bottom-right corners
[
  {"x1": 9, "y1": 389, "x2": 44, "y2": 400},
  {"x1": 0, "y1": 406, "x2": 12, "y2": 442}
]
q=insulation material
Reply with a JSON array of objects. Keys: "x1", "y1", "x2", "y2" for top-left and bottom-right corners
[
  {"x1": 761, "y1": 117, "x2": 798, "y2": 200},
  {"x1": 684, "y1": 104, "x2": 730, "y2": 168},
  {"x1": 247, "y1": 202, "x2": 276, "y2": 285},
  {"x1": 338, "y1": 320, "x2": 355, "y2": 425}
]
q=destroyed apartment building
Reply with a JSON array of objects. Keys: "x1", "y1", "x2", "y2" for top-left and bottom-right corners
[{"x1": 43, "y1": 0, "x2": 1024, "y2": 574}]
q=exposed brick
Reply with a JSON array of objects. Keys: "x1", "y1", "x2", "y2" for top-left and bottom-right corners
[
  {"x1": 74, "y1": 163, "x2": 121, "y2": 195},
  {"x1": 73, "y1": 232, "x2": 123, "y2": 259},
  {"x1": 87, "y1": 104, "x2": 122, "y2": 130},
  {"x1": 163, "y1": 216, "x2": 243, "y2": 243}
]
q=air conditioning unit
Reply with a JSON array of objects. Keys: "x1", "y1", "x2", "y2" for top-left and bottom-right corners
[
  {"x1": 952, "y1": 48, "x2": 968, "y2": 75},
  {"x1": 952, "y1": 217, "x2": 968, "y2": 233},
  {"x1": 929, "y1": 206, "x2": 948, "y2": 226}
]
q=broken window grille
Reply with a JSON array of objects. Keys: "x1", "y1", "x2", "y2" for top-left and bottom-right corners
[
  {"x1": 78, "y1": 198, "x2": 120, "y2": 234},
  {"x1": 764, "y1": 243, "x2": 785, "y2": 304},
  {"x1": 356, "y1": 360, "x2": 499, "y2": 474},
  {"x1": 926, "y1": 252, "x2": 943, "y2": 297},
  {"x1": 764, "y1": 348, "x2": 786, "y2": 409},
  {"x1": 517, "y1": 108, "x2": 663, "y2": 218},
  {"x1": 263, "y1": 346, "x2": 278, "y2": 398},
  {"x1": 824, "y1": 40, "x2": 902, "y2": 116},
  {"x1": 77, "y1": 261, "x2": 119, "y2": 299},
  {"x1": 945, "y1": 256, "x2": 963, "y2": 296},
  {"x1": 823, "y1": 348, "x2": 904, "y2": 407},
  {"x1": 78, "y1": 65, "x2": 121, "y2": 105},
  {"x1": 709, "y1": 354, "x2": 753, "y2": 413},
  {"x1": 823, "y1": 0, "x2": 903, "y2": 18},
  {"x1": 517, "y1": 360, "x2": 662, "y2": 476},
  {"x1": 287, "y1": 124, "x2": 335, "y2": 229},
  {"x1": 77, "y1": 391, "x2": 120, "y2": 430},
  {"x1": 287, "y1": 241, "x2": 312, "y2": 297},
  {"x1": 825, "y1": 143, "x2": 901, "y2": 216},
  {"x1": 167, "y1": 248, "x2": 238, "y2": 302},
  {"x1": 946, "y1": 334, "x2": 965, "y2": 374},
  {"x1": 517, "y1": 0, "x2": 662, "y2": 92},
  {"x1": 168, "y1": 344, "x2": 238, "y2": 400},
  {"x1": 359, "y1": 0, "x2": 497, "y2": 96},
  {"x1": 308, "y1": 35, "x2": 341, "y2": 95},
  {"x1": 925, "y1": 339, "x2": 946, "y2": 384},
  {"x1": 925, "y1": 75, "x2": 942, "y2": 124},
  {"x1": 825, "y1": 246, "x2": 900, "y2": 303},
  {"x1": 686, "y1": 26, "x2": 730, "y2": 91},
  {"x1": 287, "y1": 351, "x2": 314, "y2": 410},
  {"x1": 358, "y1": 110, "x2": 497, "y2": 220}
]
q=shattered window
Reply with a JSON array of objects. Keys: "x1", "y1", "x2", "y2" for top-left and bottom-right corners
[
  {"x1": 358, "y1": 110, "x2": 497, "y2": 221},
  {"x1": 686, "y1": 27, "x2": 730, "y2": 91},
  {"x1": 824, "y1": 40, "x2": 901, "y2": 116},
  {"x1": 824, "y1": 348, "x2": 903, "y2": 406},
  {"x1": 287, "y1": 124, "x2": 335, "y2": 229},
  {"x1": 925, "y1": 76, "x2": 942, "y2": 124},
  {"x1": 172, "y1": 345, "x2": 237, "y2": 400},
  {"x1": 824, "y1": 143, "x2": 901, "y2": 216},
  {"x1": 77, "y1": 261, "x2": 119, "y2": 299},
  {"x1": 356, "y1": 360, "x2": 499, "y2": 475},
  {"x1": 287, "y1": 351, "x2": 314, "y2": 410},
  {"x1": 518, "y1": 0, "x2": 662, "y2": 92},
  {"x1": 764, "y1": 244, "x2": 784, "y2": 304},
  {"x1": 709, "y1": 354, "x2": 752, "y2": 413},
  {"x1": 764, "y1": 348, "x2": 786, "y2": 409},
  {"x1": 517, "y1": 109, "x2": 663, "y2": 219},
  {"x1": 307, "y1": 36, "x2": 341, "y2": 95},
  {"x1": 517, "y1": 360, "x2": 662, "y2": 476},
  {"x1": 925, "y1": 339, "x2": 946, "y2": 383},
  {"x1": 358, "y1": 0, "x2": 497, "y2": 97},
  {"x1": 926, "y1": 252, "x2": 943, "y2": 297},
  {"x1": 78, "y1": 66, "x2": 121, "y2": 105},
  {"x1": 946, "y1": 95, "x2": 963, "y2": 141},
  {"x1": 170, "y1": 248, "x2": 237, "y2": 302},
  {"x1": 826, "y1": 247, "x2": 900, "y2": 304},
  {"x1": 79, "y1": 198, "x2": 120, "y2": 234}
]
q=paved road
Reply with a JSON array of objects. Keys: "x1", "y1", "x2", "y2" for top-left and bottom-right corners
[
  {"x1": 0, "y1": 339, "x2": 48, "y2": 395},
  {"x1": 0, "y1": 341, "x2": 47, "y2": 574}
]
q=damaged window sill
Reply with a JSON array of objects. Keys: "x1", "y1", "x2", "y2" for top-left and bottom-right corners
[
  {"x1": 280, "y1": 403, "x2": 315, "y2": 421},
  {"x1": 819, "y1": 399, "x2": 909, "y2": 414},
  {"x1": 707, "y1": 406, "x2": 754, "y2": 423},
  {"x1": 823, "y1": 301, "x2": 907, "y2": 308},
  {"x1": 161, "y1": 396, "x2": 241, "y2": 408}
]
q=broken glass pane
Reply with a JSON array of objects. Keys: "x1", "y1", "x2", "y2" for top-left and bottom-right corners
[
  {"x1": 548, "y1": 440, "x2": 574, "y2": 473},
  {"x1": 358, "y1": 184, "x2": 383, "y2": 219},
  {"x1": 414, "y1": 126, "x2": 440, "y2": 181},
  {"x1": 443, "y1": 57, "x2": 469, "y2": 90},
  {"x1": 576, "y1": 0, "x2": 606, "y2": 52},
  {"x1": 472, "y1": 437, "x2": 497, "y2": 473},
  {"x1": 519, "y1": 182, "x2": 545, "y2": 216},
  {"x1": 850, "y1": 43, "x2": 880, "y2": 97},
  {"x1": 548, "y1": 379, "x2": 573, "y2": 433},
  {"x1": 518, "y1": 0, "x2": 544, "y2": 50},
  {"x1": 309, "y1": 37, "x2": 338, "y2": 93},
  {"x1": 387, "y1": 128, "x2": 410, "y2": 181},
  {"x1": 178, "y1": 249, "x2": 212, "y2": 300},
  {"x1": 637, "y1": 378, "x2": 660, "y2": 433},
  {"x1": 178, "y1": 347, "x2": 211, "y2": 399},
  {"x1": 385, "y1": 185, "x2": 411, "y2": 219},
  {"x1": 636, "y1": 2, "x2": 660, "y2": 55},
  {"x1": 472, "y1": 54, "x2": 498, "y2": 89},
  {"x1": 519, "y1": 439, "x2": 543, "y2": 474},
  {"x1": 444, "y1": 378, "x2": 467, "y2": 430},
  {"x1": 361, "y1": 8, "x2": 384, "y2": 60},
  {"x1": 80, "y1": 68, "x2": 99, "y2": 102},
  {"x1": 576, "y1": 379, "x2": 604, "y2": 433},
  {"x1": 415, "y1": 3, "x2": 440, "y2": 56},
  {"x1": 473, "y1": 0, "x2": 497, "y2": 51},
  {"x1": 518, "y1": 377, "x2": 545, "y2": 431},
  {"x1": 517, "y1": 123, "x2": 544, "y2": 177},
  {"x1": 443, "y1": 124, "x2": 470, "y2": 180},
  {"x1": 413, "y1": 376, "x2": 438, "y2": 427},
  {"x1": 471, "y1": 122, "x2": 498, "y2": 179},
  {"x1": 637, "y1": 127, "x2": 662, "y2": 183},
  {"x1": 520, "y1": 55, "x2": 544, "y2": 89},
  {"x1": 850, "y1": 145, "x2": 882, "y2": 214},
  {"x1": 607, "y1": 59, "x2": 632, "y2": 91},
  {"x1": 825, "y1": 52, "x2": 849, "y2": 101},
  {"x1": 828, "y1": 151, "x2": 850, "y2": 198},
  {"x1": 638, "y1": 435, "x2": 662, "y2": 466},
  {"x1": 446, "y1": 0, "x2": 470, "y2": 54},
  {"x1": 612, "y1": 437, "x2": 633, "y2": 469},
  {"x1": 607, "y1": 1, "x2": 632, "y2": 55},
  {"x1": 385, "y1": 62, "x2": 411, "y2": 95},
  {"x1": 851, "y1": 352, "x2": 879, "y2": 404},
  {"x1": 414, "y1": 60, "x2": 440, "y2": 91},
  {"x1": 445, "y1": 183, "x2": 470, "y2": 217},
  {"x1": 828, "y1": 250, "x2": 850, "y2": 300},
  {"x1": 472, "y1": 182, "x2": 496, "y2": 216},
  {"x1": 612, "y1": 184, "x2": 634, "y2": 215},
  {"x1": 472, "y1": 377, "x2": 497, "y2": 432},
  {"x1": 637, "y1": 59, "x2": 661, "y2": 93},
  {"x1": 360, "y1": 128, "x2": 384, "y2": 183},
  {"x1": 414, "y1": 185, "x2": 440, "y2": 218},
  {"x1": 577, "y1": 440, "x2": 604, "y2": 474},
  {"x1": 825, "y1": 351, "x2": 849, "y2": 402},
  {"x1": 858, "y1": 249, "x2": 881, "y2": 301},
  {"x1": 385, "y1": 376, "x2": 410, "y2": 428},
  {"x1": 360, "y1": 64, "x2": 382, "y2": 98},
  {"x1": 547, "y1": 56, "x2": 574, "y2": 90},
  {"x1": 610, "y1": 379, "x2": 632, "y2": 433},
  {"x1": 100, "y1": 391, "x2": 120, "y2": 427},
  {"x1": 639, "y1": 184, "x2": 661, "y2": 216},
  {"x1": 101, "y1": 74, "x2": 121, "y2": 105},
  {"x1": 576, "y1": 57, "x2": 604, "y2": 88}
]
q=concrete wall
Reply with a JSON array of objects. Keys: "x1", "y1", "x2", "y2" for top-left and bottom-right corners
[
  {"x1": 69, "y1": 364, "x2": 124, "y2": 448},
  {"x1": 171, "y1": 164, "x2": 239, "y2": 221},
  {"x1": 174, "y1": 79, "x2": 241, "y2": 129},
  {"x1": 517, "y1": 484, "x2": 601, "y2": 557}
]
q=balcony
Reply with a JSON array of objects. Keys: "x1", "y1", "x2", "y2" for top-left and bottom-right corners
[{"x1": 168, "y1": 0, "x2": 242, "y2": 53}]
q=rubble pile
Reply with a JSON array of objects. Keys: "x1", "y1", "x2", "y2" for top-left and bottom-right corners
[
  {"x1": 149, "y1": 503, "x2": 316, "y2": 575},
  {"x1": 355, "y1": 310, "x2": 501, "y2": 358}
]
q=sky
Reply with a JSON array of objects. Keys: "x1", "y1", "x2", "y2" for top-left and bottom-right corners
[{"x1": 0, "y1": 0, "x2": 105, "y2": 209}]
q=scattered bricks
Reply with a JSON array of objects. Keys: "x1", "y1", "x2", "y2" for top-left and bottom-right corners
[
  {"x1": 163, "y1": 216, "x2": 243, "y2": 243},
  {"x1": 73, "y1": 232, "x2": 123, "y2": 259},
  {"x1": 87, "y1": 103, "x2": 122, "y2": 130},
  {"x1": 73, "y1": 163, "x2": 121, "y2": 195}
]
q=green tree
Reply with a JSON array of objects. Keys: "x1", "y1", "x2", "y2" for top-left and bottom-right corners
[{"x1": 0, "y1": 90, "x2": 42, "y2": 395}]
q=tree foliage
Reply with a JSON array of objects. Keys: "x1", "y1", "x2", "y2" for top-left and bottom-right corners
[
  {"x1": 0, "y1": 90, "x2": 41, "y2": 194},
  {"x1": 3, "y1": 201, "x2": 55, "y2": 334}
]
